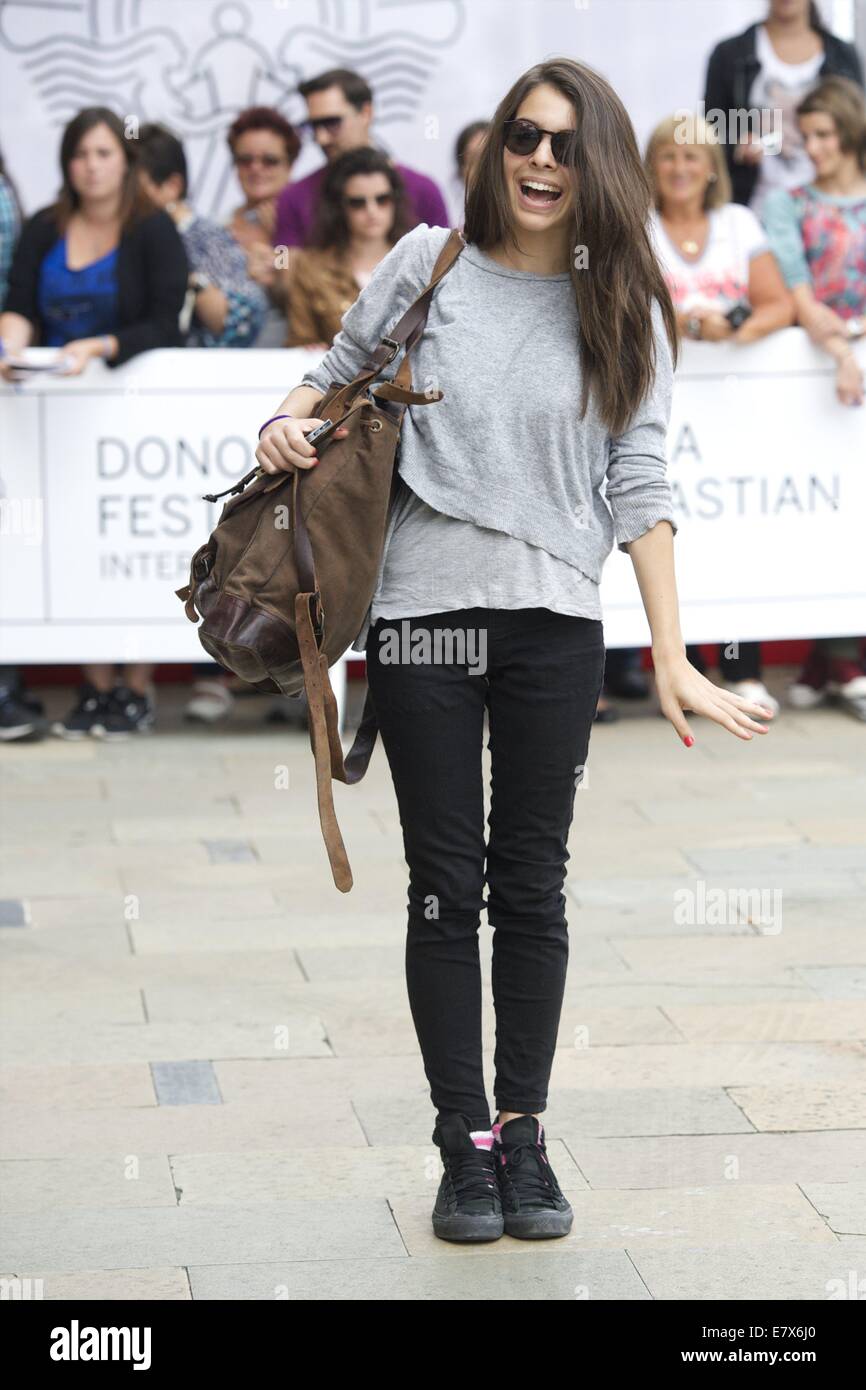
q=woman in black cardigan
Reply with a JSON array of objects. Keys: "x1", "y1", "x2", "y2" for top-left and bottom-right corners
[
  {"x1": 703, "y1": 0, "x2": 863, "y2": 216},
  {"x1": 0, "y1": 106, "x2": 188, "y2": 738},
  {"x1": 1, "y1": 106, "x2": 187, "y2": 374}
]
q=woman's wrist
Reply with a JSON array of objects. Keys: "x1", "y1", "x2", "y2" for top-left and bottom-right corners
[
  {"x1": 258, "y1": 412, "x2": 293, "y2": 439},
  {"x1": 652, "y1": 638, "x2": 687, "y2": 664},
  {"x1": 88, "y1": 335, "x2": 116, "y2": 360}
]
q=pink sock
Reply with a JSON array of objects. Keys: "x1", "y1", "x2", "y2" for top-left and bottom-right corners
[{"x1": 469, "y1": 1128, "x2": 494, "y2": 1151}]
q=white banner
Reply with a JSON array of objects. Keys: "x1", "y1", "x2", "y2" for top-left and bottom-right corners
[
  {"x1": 0, "y1": 331, "x2": 864, "y2": 662},
  {"x1": 0, "y1": 0, "x2": 780, "y2": 229}
]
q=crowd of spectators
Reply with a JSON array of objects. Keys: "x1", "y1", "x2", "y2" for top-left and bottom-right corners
[{"x1": 1, "y1": 0, "x2": 864, "y2": 739}]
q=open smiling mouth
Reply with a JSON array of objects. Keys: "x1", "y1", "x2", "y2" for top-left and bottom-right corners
[{"x1": 518, "y1": 179, "x2": 563, "y2": 207}]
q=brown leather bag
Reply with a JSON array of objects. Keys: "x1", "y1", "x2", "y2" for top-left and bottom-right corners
[{"x1": 176, "y1": 226, "x2": 466, "y2": 892}]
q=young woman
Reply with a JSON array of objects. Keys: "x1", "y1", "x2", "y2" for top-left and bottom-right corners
[
  {"x1": 763, "y1": 76, "x2": 866, "y2": 718},
  {"x1": 0, "y1": 106, "x2": 188, "y2": 740},
  {"x1": 286, "y1": 146, "x2": 411, "y2": 349},
  {"x1": 645, "y1": 110, "x2": 794, "y2": 717},
  {"x1": 703, "y1": 0, "x2": 863, "y2": 220},
  {"x1": 254, "y1": 59, "x2": 775, "y2": 1244}
]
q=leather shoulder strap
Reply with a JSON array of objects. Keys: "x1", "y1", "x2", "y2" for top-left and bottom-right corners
[{"x1": 323, "y1": 228, "x2": 466, "y2": 415}]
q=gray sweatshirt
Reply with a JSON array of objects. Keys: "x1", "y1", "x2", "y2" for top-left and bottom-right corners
[{"x1": 299, "y1": 223, "x2": 677, "y2": 649}]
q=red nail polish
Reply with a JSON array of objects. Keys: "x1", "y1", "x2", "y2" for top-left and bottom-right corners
[{"x1": 683, "y1": 735, "x2": 695, "y2": 747}]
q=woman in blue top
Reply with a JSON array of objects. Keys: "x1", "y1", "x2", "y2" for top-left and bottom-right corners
[{"x1": 0, "y1": 106, "x2": 188, "y2": 740}]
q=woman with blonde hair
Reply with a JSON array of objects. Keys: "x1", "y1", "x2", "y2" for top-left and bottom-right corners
[
  {"x1": 645, "y1": 111, "x2": 793, "y2": 716},
  {"x1": 255, "y1": 60, "x2": 774, "y2": 1244},
  {"x1": 646, "y1": 111, "x2": 794, "y2": 347}
]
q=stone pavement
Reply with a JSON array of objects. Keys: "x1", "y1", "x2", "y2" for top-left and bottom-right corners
[{"x1": 1, "y1": 671, "x2": 865, "y2": 1302}]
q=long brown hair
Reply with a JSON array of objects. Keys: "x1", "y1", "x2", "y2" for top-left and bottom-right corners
[
  {"x1": 51, "y1": 107, "x2": 155, "y2": 235},
  {"x1": 463, "y1": 58, "x2": 678, "y2": 437},
  {"x1": 308, "y1": 146, "x2": 411, "y2": 253}
]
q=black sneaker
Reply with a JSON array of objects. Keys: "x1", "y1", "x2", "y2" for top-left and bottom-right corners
[
  {"x1": 0, "y1": 691, "x2": 47, "y2": 741},
  {"x1": 431, "y1": 1113, "x2": 503, "y2": 1243},
  {"x1": 493, "y1": 1114, "x2": 574, "y2": 1239},
  {"x1": 50, "y1": 682, "x2": 114, "y2": 740},
  {"x1": 93, "y1": 684, "x2": 155, "y2": 739}
]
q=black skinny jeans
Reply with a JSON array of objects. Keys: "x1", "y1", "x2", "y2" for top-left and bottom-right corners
[{"x1": 365, "y1": 607, "x2": 606, "y2": 1132}]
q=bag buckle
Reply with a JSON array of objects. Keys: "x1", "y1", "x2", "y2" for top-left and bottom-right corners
[
  {"x1": 380, "y1": 336, "x2": 399, "y2": 364},
  {"x1": 192, "y1": 552, "x2": 212, "y2": 580}
]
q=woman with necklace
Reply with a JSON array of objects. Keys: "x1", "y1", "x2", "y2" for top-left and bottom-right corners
[{"x1": 645, "y1": 111, "x2": 793, "y2": 719}]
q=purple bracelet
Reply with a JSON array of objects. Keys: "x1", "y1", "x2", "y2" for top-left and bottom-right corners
[{"x1": 258, "y1": 413, "x2": 293, "y2": 440}]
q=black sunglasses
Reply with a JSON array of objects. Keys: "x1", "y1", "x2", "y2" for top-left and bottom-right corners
[
  {"x1": 299, "y1": 116, "x2": 344, "y2": 137},
  {"x1": 234, "y1": 152, "x2": 285, "y2": 168},
  {"x1": 344, "y1": 192, "x2": 394, "y2": 209},
  {"x1": 503, "y1": 118, "x2": 577, "y2": 165}
]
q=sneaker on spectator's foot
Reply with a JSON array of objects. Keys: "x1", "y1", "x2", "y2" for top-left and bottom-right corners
[
  {"x1": 50, "y1": 682, "x2": 114, "y2": 739},
  {"x1": 183, "y1": 679, "x2": 234, "y2": 725},
  {"x1": 431, "y1": 1113, "x2": 503, "y2": 1243},
  {"x1": 92, "y1": 684, "x2": 155, "y2": 739},
  {"x1": 492, "y1": 1114, "x2": 573, "y2": 1239},
  {"x1": 0, "y1": 689, "x2": 47, "y2": 741},
  {"x1": 787, "y1": 645, "x2": 830, "y2": 709},
  {"x1": 723, "y1": 679, "x2": 779, "y2": 718},
  {"x1": 826, "y1": 663, "x2": 866, "y2": 723}
]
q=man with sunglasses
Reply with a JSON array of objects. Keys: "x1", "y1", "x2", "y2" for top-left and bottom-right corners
[{"x1": 273, "y1": 67, "x2": 449, "y2": 263}]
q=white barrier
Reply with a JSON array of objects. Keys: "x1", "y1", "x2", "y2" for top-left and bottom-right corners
[{"x1": 1, "y1": 331, "x2": 864, "y2": 670}]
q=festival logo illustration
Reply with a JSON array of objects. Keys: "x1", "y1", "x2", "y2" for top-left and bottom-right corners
[{"x1": 0, "y1": 0, "x2": 465, "y2": 215}]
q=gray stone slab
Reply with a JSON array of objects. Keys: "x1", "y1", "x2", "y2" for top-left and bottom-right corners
[
  {"x1": 151, "y1": 1060, "x2": 222, "y2": 1106},
  {"x1": 609, "y1": 929, "x2": 866, "y2": 977},
  {"x1": 569, "y1": 874, "x2": 864, "y2": 909},
  {"x1": 352, "y1": 1085, "x2": 753, "y2": 1145},
  {"x1": 727, "y1": 1084, "x2": 866, "y2": 1132},
  {"x1": 0, "y1": 1064, "x2": 154, "y2": 1108},
  {"x1": 0, "y1": 1199, "x2": 404, "y2": 1270},
  {"x1": 188, "y1": 1250, "x2": 650, "y2": 1300},
  {"x1": 391, "y1": 1183, "x2": 834, "y2": 1256},
  {"x1": 560, "y1": 982, "x2": 815, "y2": 1006},
  {"x1": 0, "y1": 1097, "x2": 365, "y2": 1159},
  {"x1": 801, "y1": 1181, "x2": 866, "y2": 1236},
  {"x1": 566, "y1": 1130, "x2": 866, "y2": 1189},
  {"x1": 0, "y1": 1155, "x2": 177, "y2": 1214},
  {"x1": 550, "y1": 1040, "x2": 866, "y2": 1089},
  {"x1": 631, "y1": 1237, "x2": 866, "y2": 1301},
  {"x1": 795, "y1": 967, "x2": 866, "y2": 1000},
  {"x1": 0, "y1": 1016, "x2": 331, "y2": 1066},
  {"x1": 169, "y1": 1140, "x2": 586, "y2": 1206},
  {"x1": 664, "y1": 1001, "x2": 866, "y2": 1042},
  {"x1": 683, "y1": 846, "x2": 866, "y2": 875},
  {"x1": 0, "y1": 1267, "x2": 191, "y2": 1300},
  {"x1": 0, "y1": 988, "x2": 145, "y2": 1025},
  {"x1": 202, "y1": 840, "x2": 257, "y2": 864},
  {"x1": 17, "y1": 888, "x2": 280, "y2": 927}
]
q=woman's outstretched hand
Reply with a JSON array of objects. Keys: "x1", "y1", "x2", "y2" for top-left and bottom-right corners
[{"x1": 653, "y1": 651, "x2": 774, "y2": 746}]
